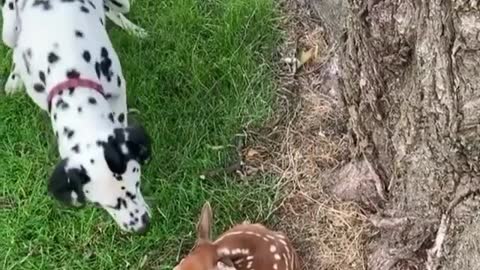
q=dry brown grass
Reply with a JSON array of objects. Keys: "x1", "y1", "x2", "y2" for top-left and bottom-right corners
[{"x1": 239, "y1": 0, "x2": 372, "y2": 269}]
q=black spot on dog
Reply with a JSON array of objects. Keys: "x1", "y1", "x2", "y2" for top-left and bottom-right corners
[
  {"x1": 99, "y1": 18, "x2": 104, "y2": 25},
  {"x1": 88, "y1": 97, "x2": 97, "y2": 104},
  {"x1": 39, "y1": 71, "x2": 46, "y2": 84},
  {"x1": 82, "y1": 51, "x2": 91, "y2": 63},
  {"x1": 129, "y1": 212, "x2": 134, "y2": 218},
  {"x1": 104, "y1": 4, "x2": 109, "y2": 11},
  {"x1": 55, "y1": 131, "x2": 59, "y2": 138},
  {"x1": 117, "y1": 75, "x2": 122, "y2": 87},
  {"x1": 126, "y1": 191, "x2": 136, "y2": 200},
  {"x1": 121, "y1": 186, "x2": 125, "y2": 190},
  {"x1": 129, "y1": 220, "x2": 135, "y2": 226},
  {"x1": 80, "y1": 5, "x2": 89, "y2": 13},
  {"x1": 117, "y1": 113, "x2": 125, "y2": 123},
  {"x1": 134, "y1": 217, "x2": 139, "y2": 222},
  {"x1": 22, "y1": 53, "x2": 31, "y2": 74},
  {"x1": 53, "y1": 113, "x2": 57, "y2": 120},
  {"x1": 47, "y1": 67, "x2": 51, "y2": 74},
  {"x1": 135, "y1": 181, "x2": 140, "y2": 187},
  {"x1": 77, "y1": 106, "x2": 82, "y2": 113},
  {"x1": 32, "y1": 0, "x2": 52, "y2": 10},
  {"x1": 108, "y1": 112, "x2": 115, "y2": 123},
  {"x1": 68, "y1": 87, "x2": 75, "y2": 95},
  {"x1": 113, "y1": 197, "x2": 127, "y2": 210},
  {"x1": 98, "y1": 47, "x2": 113, "y2": 82},
  {"x1": 56, "y1": 98, "x2": 69, "y2": 110},
  {"x1": 72, "y1": 144, "x2": 80, "y2": 153},
  {"x1": 48, "y1": 52, "x2": 59, "y2": 63},
  {"x1": 94, "y1": 62, "x2": 101, "y2": 79},
  {"x1": 135, "y1": 209, "x2": 139, "y2": 214},
  {"x1": 90, "y1": 159, "x2": 94, "y2": 164},
  {"x1": 63, "y1": 127, "x2": 74, "y2": 139},
  {"x1": 110, "y1": 0, "x2": 123, "y2": 8},
  {"x1": 8, "y1": 2, "x2": 14, "y2": 10},
  {"x1": 33, "y1": 83, "x2": 45, "y2": 92},
  {"x1": 87, "y1": 0, "x2": 95, "y2": 9},
  {"x1": 75, "y1": 30, "x2": 84, "y2": 38},
  {"x1": 105, "y1": 93, "x2": 112, "y2": 99},
  {"x1": 66, "y1": 69, "x2": 80, "y2": 79},
  {"x1": 114, "y1": 174, "x2": 123, "y2": 181},
  {"x1": 101, "y1": 47, "x2": 108, "y2": 57},
  {"x1": 61, "y1": 0, "x2": 75, "y2": 2}
]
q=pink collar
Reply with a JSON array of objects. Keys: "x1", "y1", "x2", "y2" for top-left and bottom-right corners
[{"x1": 47, "y1": 78, "x2": 104, "y2": 111}]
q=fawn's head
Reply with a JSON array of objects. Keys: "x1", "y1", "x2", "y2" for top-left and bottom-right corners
[{"x1": 173, "y1": 202, "x2": 235, "y2": 270}]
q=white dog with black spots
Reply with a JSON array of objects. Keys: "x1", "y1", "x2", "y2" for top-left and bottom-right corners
[{"x1": 1, "y1": 0, "x2": 153, "y2": 234}]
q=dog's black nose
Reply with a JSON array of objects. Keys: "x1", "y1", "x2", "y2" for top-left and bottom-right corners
[{"x1": 137, "y1": 213, "x2": 150, "y2": 234}]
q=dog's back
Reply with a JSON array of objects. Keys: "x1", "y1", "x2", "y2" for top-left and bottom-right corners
[{"x1": 14, "y1": 0, "x2": 125, "y2": 113}]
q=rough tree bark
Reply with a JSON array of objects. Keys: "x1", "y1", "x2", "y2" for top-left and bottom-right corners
[{"x1": 313, "y1": 0, "x2": 480, "y2": 269}]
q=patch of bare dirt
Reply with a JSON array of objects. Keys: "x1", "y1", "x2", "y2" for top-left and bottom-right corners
[{"x1": 239, "y1": 0, "x2": 372, "y2": 269}]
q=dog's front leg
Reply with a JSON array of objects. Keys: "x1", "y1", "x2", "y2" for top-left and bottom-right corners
[
  {"x1": 105, "y1": 10, "x2": 148, "y2": 39},
  {"x1": 4, "y1": 62, "x2": 24, "y2": 94}
]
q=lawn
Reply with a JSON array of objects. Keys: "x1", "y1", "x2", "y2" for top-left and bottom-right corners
[{"x1": 0, "y1": 0, "x2": 280, "y2": 269}]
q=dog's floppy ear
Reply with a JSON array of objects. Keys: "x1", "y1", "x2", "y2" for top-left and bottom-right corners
[
  {"x1": 113, "y1": 124, "x2": 151, "y2": 164},
  {"x1": 124, "y1": 124, "x2": 151, "y2": 164},
  {"x1": 48, "y1": 159, "x2": 89, "y2": 207},
  {"x1": 102, "y1": 135, "x2": 128, "y2": 174}
]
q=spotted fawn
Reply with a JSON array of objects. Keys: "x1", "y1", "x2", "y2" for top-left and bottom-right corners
[{"x1": 173, "y1": 201, "x2": 302, "y2": 270}]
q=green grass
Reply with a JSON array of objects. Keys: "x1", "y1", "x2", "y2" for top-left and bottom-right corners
[{"x1": 0, "y1": 0, "x2": 280, "y2": 269}]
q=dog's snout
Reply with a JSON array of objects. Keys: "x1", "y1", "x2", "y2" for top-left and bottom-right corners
[{"x1": 137, "y1": 213, "x2": 150, "y2": 234}]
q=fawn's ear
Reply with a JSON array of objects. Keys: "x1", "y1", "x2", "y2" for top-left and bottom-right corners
[{"x1": 196, "y1": 201, "x2": 213, "y2": 241}]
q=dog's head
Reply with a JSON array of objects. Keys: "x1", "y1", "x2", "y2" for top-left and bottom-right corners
[{"x1": 47, "y1": 124, "x2": 152, "y2": 233}]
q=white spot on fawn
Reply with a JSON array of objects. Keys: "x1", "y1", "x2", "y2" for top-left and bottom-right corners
[
  {"x1": 274, "y1": 254, "x2": 281, "y2": 261},
  {"x1": 247, "y1": 261, "x2": 253, "y2": 269},
  {"x1": 218, "y1": 248, "x2": 231, "y2": 255},
  {"x1": 235, "y1": 258, "x2": 245, "y2": 264},
  {"x1": 270, "y1": 245, "x2": 277, "y2": 253},
  {"x1": 247, "y1": 255, "x2": 254, "y2": 261},
  {"x1": 273, "y1": 263, "x2": 278, "y2": 270}
]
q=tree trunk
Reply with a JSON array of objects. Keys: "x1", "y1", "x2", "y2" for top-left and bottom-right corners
[{"x1": 318, "y1": 0, "x2": 480, "y2": 269}]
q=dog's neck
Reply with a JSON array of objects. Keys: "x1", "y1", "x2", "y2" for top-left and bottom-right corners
[{"x1": 49, "y1": 87, "x2": 119, "y2": 158}]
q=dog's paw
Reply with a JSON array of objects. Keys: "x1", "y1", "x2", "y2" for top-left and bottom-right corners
[
  {"x1": 122, "y1": 20, "x2": 148, "y2": 39},
  {"x1": 4, "y1": 73, "x2": 23, "y2": 94},
  {"x1": 128, "y1": 25, "x2": 148, "y2": 39},
  {"x1": 107, "y1": 12, "x2": 148, "y2": 39}
]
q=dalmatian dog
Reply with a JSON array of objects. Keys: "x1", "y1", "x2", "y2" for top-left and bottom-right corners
[{"x1": 1, "y1": 0, "x2": 153, "y2": 234}]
